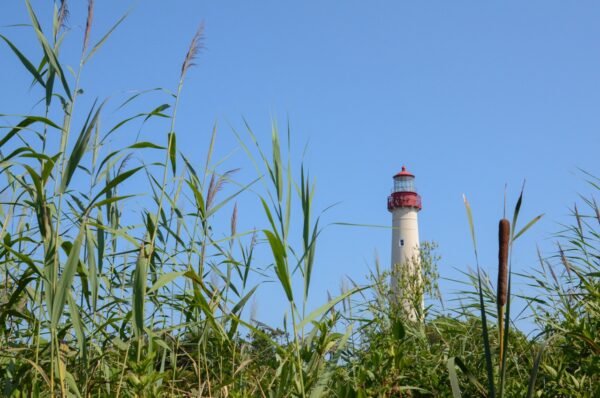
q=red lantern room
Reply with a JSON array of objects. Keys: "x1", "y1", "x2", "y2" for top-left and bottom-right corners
[{"x1": 387, "y1": 166, "x2": 422, "y2": 212}]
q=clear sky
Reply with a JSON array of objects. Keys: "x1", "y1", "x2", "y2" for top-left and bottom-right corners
[{"x1": 2, "y1": 1, "x2": 599, "y2": 333}]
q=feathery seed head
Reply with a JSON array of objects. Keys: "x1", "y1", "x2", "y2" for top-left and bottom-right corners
[
  {"x1": 181, "y1": 22, "x2": 205, "y2": 80},
  {"x1": 82, "y1": 0, "x2": 94, "y2": 55},
  {"x1": 231, "y1": 202, "x2": 238, "y2": 238},
  {"x1": 58, "y1": 0, "x2": 69, "y2": 32}
]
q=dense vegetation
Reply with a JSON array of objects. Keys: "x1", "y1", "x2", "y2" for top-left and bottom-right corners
[{"x1": 1, "y1": 2, "x2": 598, "y2": 397}]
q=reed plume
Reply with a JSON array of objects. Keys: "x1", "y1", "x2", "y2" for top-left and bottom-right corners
[
  {"x1": 58, "y1": 0, "x2": 69, "y2": 31},
  {"x1": 231, "y1": 202, "x2": 237, "y2": 236},
  {"x1": 558, "y1": 243, "x2": 572, "y2": 278},
  {"x1": 82, "y1": 0, "x2": 94, "y2": 55},
  {"x1": 206, "y1": 169, "x2": 239, "y2": 210},
  {"x1": 181, "y1": 22, "x2": 205, "y2": 80}
]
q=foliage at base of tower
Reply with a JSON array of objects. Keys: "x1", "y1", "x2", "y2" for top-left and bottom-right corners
[{"x1": 391, "y1": 241, "x2": 441, "y2": 323}]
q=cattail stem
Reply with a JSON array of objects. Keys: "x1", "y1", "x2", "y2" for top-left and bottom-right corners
[{"x1": 498, "y1": 218, "x2": 510, "y2": 366}]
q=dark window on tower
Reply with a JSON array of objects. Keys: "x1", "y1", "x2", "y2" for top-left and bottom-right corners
[{"x1": 400, "y1": 239, "x2": 404, "y2": 246}]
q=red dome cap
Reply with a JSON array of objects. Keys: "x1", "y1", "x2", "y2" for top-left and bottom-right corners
[{"x1": 393, "y1": 165, "x2": 414, "y2": 178}]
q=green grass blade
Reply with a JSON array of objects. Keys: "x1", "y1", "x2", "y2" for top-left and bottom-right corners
[
  {"x1": 25, "y1": 0, "x2": 72, "y2": 101},
  {"x1": 84, "y1": 11, "x2": 130, "y2": 64},
  {"x1": 132, "y1": 243, "x2": 149, "y2": 337},
  {"x1": 463, "y1": 194, "x2": 495, "y2": 397},
  {"x1": 0, "y1": 116, "x2": 60, "y2": 148},
  {"x1": 87, "y1": 166, "x2": 143, "y2": 210},
  {"x1": 513, "y1": 214, "x2": 544, "y2": 242},
  {"x1": 67, "y1": 292, "x2": 87, "y2": 360},
  {"x1": 526, "y1": 338, "x2": 549, "y2": 398},
  {"x1": 297, "y1": 286, "x2": 364, "y2": 330},
  {"x1": 264, "y1": 229, "x2": 293, "y2": 302},
  {"x1": 511, "y1": 182, "x2": 525, "y2": 237},
  {"x1": 168, "y1": 132, "x2": 176, "y2": 175},
  {"x1": 61, "y1": 100, "x2": 106, "y2": 192},
  {"x1": 147, "y1": 271, "x2": 185, "y2": 294},
  {"x1": 86, "y1": 227, "x2": 98, "y2": 312},
  {"x1": 476, "y1": 266, "x2": 496, "y2": 398},
  {"x1": 463, "y1": 195, "x2": 478, "y2": 256},
  {"x1": 0, "y1": 34, "x2": 46, "y2": 88},
  {"x1": 447, "y1": 357, "x2": 463, "y2": 398},
  {"x1": 51, "y1": 220, "x2": 86, "y2": 328}
]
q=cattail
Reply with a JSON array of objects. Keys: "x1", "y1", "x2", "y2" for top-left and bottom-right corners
[
  {"x1": 497, "y1": 218, "x2": 510, "y2": 307},
  {"x1": 497, "y1": 217, "x2": 510, "y2": 367},
  {"x1": 82, "y1": 0, "x2": 94, "y2": 55}
]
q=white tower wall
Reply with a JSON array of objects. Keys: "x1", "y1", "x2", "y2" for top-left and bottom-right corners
[
  {"x1": 388, "y1": 166, "x2": 423, "y2": 322},
  {"x1": 391, "y1": 207, "x2": 420, "y2": 272},
  {"x1": 391, "y1": 207, "x2": 422, "y2": 321}
]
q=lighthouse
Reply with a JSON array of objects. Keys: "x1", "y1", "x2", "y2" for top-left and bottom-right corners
[{"x1": 387, "y1": 166, "x2": 423, "y2": 320}]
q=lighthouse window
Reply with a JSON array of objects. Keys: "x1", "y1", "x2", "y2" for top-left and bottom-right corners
[
  {"x1": 394, "y1": 178, "x2": 415, "y2": 193},
  {"x1": 400, "y1": 239, "x2": 404, "y2": 247}
]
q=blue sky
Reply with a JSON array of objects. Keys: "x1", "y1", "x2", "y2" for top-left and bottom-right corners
[{"x1": 1, "y1": 1, "x2": 599, "y2": 332}]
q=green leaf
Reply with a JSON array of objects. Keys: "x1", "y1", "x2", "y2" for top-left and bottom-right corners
[
  {"x1": 87, "y1": 167, "x2": 142, "y2": 211},
  {"x1": 462, "y1": 194, "x2": 477, "y2": 255},
  {"x1": 228, "y1": 285, "x2": 259, "y2": 338},
  {"x1": 62, "y1": 101, "x2": 106, "y2": 192},
  {"x1": 132, "y1": 244, "x2": 149, "y2": 337},
  {"x1": 51, "y1": 221, "x2": 86, "y2": 328},
  {"x1": 392, "y1": 317, "x2": 405, "y2": 340},
  {"x1": 513, "y1": 214, "x2": 544, "y2": 242},
  {"x1": 0, "y1": 35, "x2": 46, "y2": 88},
  {"x1": 129, "y1": 141, "x2": 165, "y2": 150},
  {"x1": 25, "y1": 0, "x2": 72, "y2": 101},
  {"x1": 147, "y1": 271, "x2": 185, "y2": 294},
  {"x1": 511, "y1": 182, "x2": 525, "y2": 237},
  {"x1": 86, "y1": 228, "x2": 98, "y2": 312},
  {"x1": 0, "y1": 116, "x2": 60, "y2": 148},
  {"x1": 527, "y1": 337, "x2": 550, "y2": 398},
  {"x1": 67, "y1": 292, "x2": 87, "y2": 360},
  {"x1": 447, "y1": 357, "x2": 462, "y2": 398},
  {"x1": 297, "y1": 286, "x2": 364, "y2": 330},
  {"x1": 96, "y1": 210, "x2": 104, "y2": 274},
  {"x1": 168, "y1": 132, "x2": 177, "y2": 175},
  {"x1": 91, "y1": 195, "x2": 136, "y2": 210},
  {"x1": 264, "y1": 229, "x2": 293, "y2": 302},
  {"x1": 84, "y1": 10, "x2": 130, "y2": 64}
]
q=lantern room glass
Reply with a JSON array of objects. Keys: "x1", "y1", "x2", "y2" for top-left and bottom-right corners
[{"x1": 393, "y1": 176, "x2": 415, "y2": 193}]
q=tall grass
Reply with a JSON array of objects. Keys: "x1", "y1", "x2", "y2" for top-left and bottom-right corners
[{"x1": 0, "y1": 3, "x2": 359, "y2": 396}]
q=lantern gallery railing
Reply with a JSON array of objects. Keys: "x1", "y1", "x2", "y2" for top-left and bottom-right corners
[{"x1": 387, "y1": 191, "x2": 422, "y2": 211}]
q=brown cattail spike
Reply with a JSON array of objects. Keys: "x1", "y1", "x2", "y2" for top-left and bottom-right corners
[
  {"x1": 497, "y1": 218, "x2": 510, "y2": 307},
  {"x1": 497, "y1": 218, "x2": 510, "y2": 367}
]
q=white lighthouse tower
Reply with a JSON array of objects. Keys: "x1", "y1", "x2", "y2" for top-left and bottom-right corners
[{"x1": 387, "y1": 166, "x2": 423, "y2": 320}]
